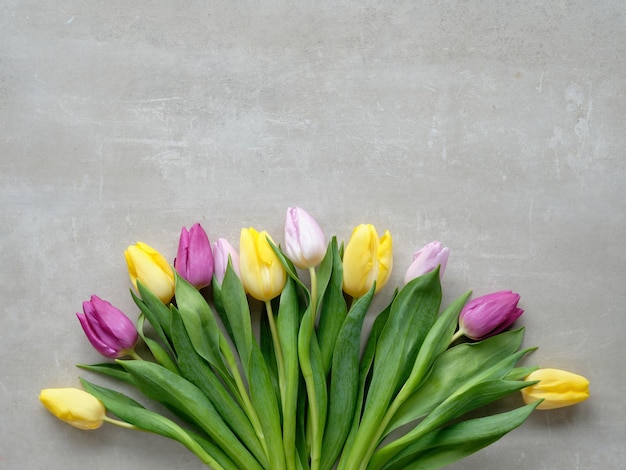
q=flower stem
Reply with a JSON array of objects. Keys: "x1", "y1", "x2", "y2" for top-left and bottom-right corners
[
  {"x1": 127, "y1": 349, "x2": 144, "y2": 361},
  {"x1": 450, "y1": 329, "x2": 465, "y2": 344},
  {"x1": 219, "y1": 335, "x2": 269, "y2": 459},
  {"x1": 265, "y1": 300, "x2": 286, "y2": 400},
  {"x1": 102, "y1": 415, "x2": 138, "y2": 430},
  {"x1": 299, "y1": 267, "x2": 321, "y2": 470}
]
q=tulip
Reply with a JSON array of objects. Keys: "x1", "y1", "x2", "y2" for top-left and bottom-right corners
[
  {"x1": 457, "y1": 290, "x2": 524, "y2": 340},
  {"x1": 284, "y1": 207, "x2": 326, "y2": 269},
  {"x1": 403, "y1": 241, "x2": 450, "y2": 283},
  {"x1": 239, "y1": 228, "x2": 286, "y2": 301},
  {"x1": 39, "y1": 388, "x2": 105, "y2": 430},
  {"x1": 521, "y1": 368, "x2": 590, "y2": 410},
  {"x1": 76, "y1": 295, "x2": 138, "y2": 358},
  {"x1": 124, "y1": 242, "x2": 175, "y2": 303},
  {"x1": 174, "y1": 223, "x2": 213, "y2": 289},
  {"x1": 342, "y1": 224, "x2": 393, "y2": 298},
  {"x1": 213, "y1": 238, "x2": 240, "y2": 285}
]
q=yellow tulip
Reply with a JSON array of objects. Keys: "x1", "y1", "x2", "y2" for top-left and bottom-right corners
[
  {"x1": 239, "y1": 228, "x2": 286, "y2": 301},
  {"x1": 39, "y1": 388, "x2": 105, "y2": 430},
  {"x1": 342, "y1": 224, "x2": 393, "y2": 298},
  {"x1": 124, "y1": 242, "x2": 175, "y2": 303},
  {"x1": 521, "y1": 368, "x2": 590, "y2": 410}
]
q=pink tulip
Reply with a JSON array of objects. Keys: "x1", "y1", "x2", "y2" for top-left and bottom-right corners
[
  {"x1": 458, "y1": 290, "x2": 524, "y2": 340},
  {"x1": 213, "y1": 238, "x2": 240, "y2": 285},
  {"x1": 284, "y1": 207, "x2": 326, "y2": 269},
  {"x1": 76, "y1": 295, "x2": 138, "y2": 358},
  {"x1": 403, "y1": 241, "x2": 450, "y2": 283},
  {"x1": 174, "y1": 223, "x2": 213, "y2": 289}
]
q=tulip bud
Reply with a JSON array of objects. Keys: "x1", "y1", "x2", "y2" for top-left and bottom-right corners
[
  {"x1": 403, "y1": 241, "x2": 450, "y2": 284},
  {"x1": 124, "y1": 242, "x2": 175, "y2": 303},
  {"x1": 174, "y1": 223, "x2": 213, "y2": 289},
  {"x1": 521, "y1": 368, "x2": 590, "y2": 410},
  {"x1": 213, "y1": 238, "x2": 240, "y2": 285},
  {"x1": 239, "y1": 228, "x2": 286, "y2": 301},
  {"x1": 458, "y1": 290, "x2": 523, "y2": 340},
  {"x1": 39, "y1": 388, "x2": 105, "y2": 430},
  {"x1": 284, "y1": 207, "x2": 326, "y2": 269},
  {"x1": 76, "y1": 295, "x2": 138, "y2": 358},
  {"x1": 342, "y1": 224, "x2": 393, "y2": 298}
]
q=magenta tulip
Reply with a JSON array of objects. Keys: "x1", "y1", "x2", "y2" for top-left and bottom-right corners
[
  {"x1": 403, "y1": 241, "x2": 450, "y2": 283},
  {"x1": 284, "y1": 207, "x2": 326, "y2": 269},
  {"x1": 174, "y1": 223, "x2": 213, "y2": 289},
  {"x1": 458, "y1": 290, "x2": 524, "y2": 340},
  {"x1": 76, "y1": 295, "x2": 138, "y2": 358},
  {"x1": 213, "y1": 238, "x2": 240, "y2": 285}
]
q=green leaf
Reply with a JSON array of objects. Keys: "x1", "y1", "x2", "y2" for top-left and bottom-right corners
[
  {"x1": 173, "y1": 273, "x2": 232, "y2": 384},
  {"x1": 321, "y1": 282, "x2": 375, "y2": 470},
  {"x1": 381, "y1": 401, "x2": 541, "y2": 470},
  {"x1": 317, "y1": 238, "x2": 348, "y2": 374},
  {"x1": 136, "y1": 313, "x2": 179, "y2": 374},
  {"x1": 504, "y1": 365, "x2": 538, "y2": 381},
  {"x1": 170, "y1": 306, "x2": 268, "y2": 468},
  {"x1": 220, "y1": 262, "x2": 255, "y2": 376},
  {"x1": 388, "y1": 328, "x2": 526, "y2": 433},
  {"x1": 134, "y1": 281, "x2": 173, "y2": 347},
  {"x1": 248, "y1": 345, "x2": 286, "y2": 470},
  {"x1": 76, "y1": 362, "x2": 134, "y2": 385},
  {"x1": 118, "y1": 359, "x2": 263, "y2": 470},
  {"x1": 277, "y1": 277, "x2": 301, "y2": 470},
  {"x1": 79, "y1": 378, "x2": 238, "y2": 470},
  {"x1": 343, "y1": 270, "x2": 442, "y2": 467},
  {"x1": 371, "y1": 380, "x2": 537, "y2": 469}
]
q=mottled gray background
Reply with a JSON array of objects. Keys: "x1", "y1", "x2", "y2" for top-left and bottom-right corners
[{"x1": 2, "y1": 1, "x2": 624, "y2": 469}]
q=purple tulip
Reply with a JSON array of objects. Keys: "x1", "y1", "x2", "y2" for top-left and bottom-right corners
[
  {"x1": 458, "y1": 290, "x2": 524, "y2": 340},
  {"x1": 174, "y1": 223, "x2": 213, "y2": 289},
  {"x1": 76, "y1": 295, "x2": 138, "y2": 358},
  {"x1": 213, "y1": 238, "x2": 240, "y2": 285},
  {"x1": 403, "y1": 241, "x2": 450, "y2": 283},
  {"x1": 284, "y1": 207, "x2": 326, "y2": 269}
]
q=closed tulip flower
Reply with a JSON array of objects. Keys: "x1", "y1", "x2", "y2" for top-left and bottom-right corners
[
  {"x1": 457, "y1": 290, "x2": 524, "y2": 340},
  {"x1": 521, "y1": 368, "x2": 590, "y2": 410},
  {"x1": 404, "y1": 241, "x2": 450, "y2": 283},
  {"x1": 124, "y1": 242, "x2": 175, "y2": 303},
  {"x1": 239, "y1": 228, "x2": 286, "y2": 301},
  {"x1": 213, "y1": 238, "x2": 240, "y2": 285},
  {"x1": 174, "y1": 223, "x2": 213, "y2": 289},
  {"x1": 284, "y1": 207, "x2": 326, "y2": 269},
  {"x1": 76, "y1": 295, "x2": 138, "y2": 358},
  {"x1": 342, "y1": 224, "x2": 393, "y2": 298},
  {"x1": 39, "y1": 388, "x2": 105, "y2": 430}
]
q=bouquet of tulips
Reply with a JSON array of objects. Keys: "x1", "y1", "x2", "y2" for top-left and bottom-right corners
[{"x1": 39, "y1": 208, "x2": 589, "y2": 470}]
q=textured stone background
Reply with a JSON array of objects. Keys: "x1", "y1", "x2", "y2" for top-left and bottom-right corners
[{"x1": 2, "y1": 1, "x2": 624, "y2": 468}]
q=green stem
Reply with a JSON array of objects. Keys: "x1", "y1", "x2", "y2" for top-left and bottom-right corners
[
  {"x1": 450, "y1": 329, "x2": 465, "y2": 343},
  {"x1": 219, "y1": 335, "x2": 269, "y2": 459},
  {"x1": 266, "y1": 300, "x2": 286, "y2": 401},
  {"x1": 127, "y1": 349, "x2": 144, "y2": 361},
  {"x1": 300, "y1": 267, "x2": 321, "y2": 470},
  {"x1": 102, "y1": 415, "x2": 139, "y2": 430}
]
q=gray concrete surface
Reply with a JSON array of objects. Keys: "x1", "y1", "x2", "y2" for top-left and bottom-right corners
[{"x1": 2, "y1": 1, "x2": 625, "y2": 468}]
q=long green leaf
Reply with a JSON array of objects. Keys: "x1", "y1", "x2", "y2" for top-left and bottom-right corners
[
  {"x1": 321, "y1": 283, "x2": 375, "y2": 470},
  {"x1": 382, "y1": 401, "x2": 541, "y2": 470},
  {"x1": 388, "y1": 328, "x2": 526, "y2": 432},
  {"x1": 220, "y1": 263, "x2": 254, "y2": 376},
  {"x1": 371, "y1": 380, "x2": 537, "y2": 469},
  {"x1": 118, "y1": 359, "x2": 263, "y2": 470},
  {"x1": 173, "y1": 273, "x2": 233, "y2": 385},
  {"x1": 76, "y1": 362, "x2": 134, "y2": 385},
  {"x1": 79, "y1": 378, "x2": 238, "y2": 470},
  {"x1": 342, "y1": 270, "x2": 441, "y2": 468},
  {"x1": 170, "y1": 306, "x2": 268, "y2": 468},
  {"x1": 134, "y1": 282, "x2": 173, "y2": 347},
  {"x1": 317, "y1": 238, "x2": 348, "y2": 374}
]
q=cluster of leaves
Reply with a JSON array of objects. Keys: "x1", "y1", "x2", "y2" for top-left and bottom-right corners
[{"x1": 79, "y1": 238, "x2": 538, "y2": 470}]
